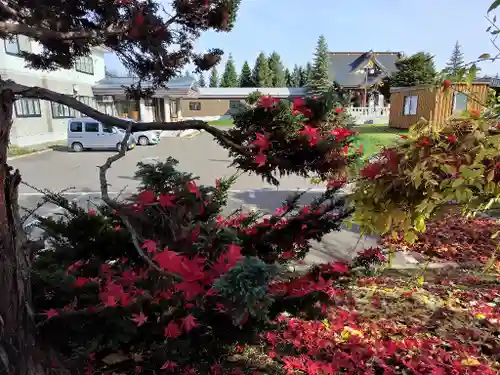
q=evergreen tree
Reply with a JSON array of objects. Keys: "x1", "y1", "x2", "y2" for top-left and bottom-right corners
[
  {"x1": 220, "y1": 54, "x2": 239, "y2": 87},
  {"x1": 443, "y1": 41, "x2": 465, "y2": 80},
  {"x1": 291, "y1": 65, "x2": 302, "y2": 87},
  {"x1": 389, "y1": 52, "x2": 437, "y2": 87},
  {"x1": 308, "y1": 35, "x2": 331, "y2": 95},
  {"x1": 252, "y1": 52, "x2": 273, "y2": 87},
  {"x1": 299, "y1": 66, "x2": 308, "y2": 87},
  {"x1": 209, "y1": 67, "x2": 219, "y2": 88},
  {"x1": 305, "y1": 62, "x2": 313, "y2": 85},
  {"x1": 268, "y1": 51, "x2": 286, "y2": 87},
  {"x1": 284, "y1": 68, "x2": 293, "y2": 87},
  {"x1": 239, "y1": 61, "x2": 254, "y2": 87},
  {"x1": 198, "y1": 72, "x2": 206, "y2": 87}
]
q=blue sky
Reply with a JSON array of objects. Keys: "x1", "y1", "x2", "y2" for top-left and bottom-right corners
[{"x1": 106, "y1": 0, "x2": 500, "y2": 76}]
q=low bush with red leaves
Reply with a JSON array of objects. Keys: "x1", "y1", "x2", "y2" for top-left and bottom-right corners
[{"x1": 381, "y1": 212, "x2": 500, "y2": 265}]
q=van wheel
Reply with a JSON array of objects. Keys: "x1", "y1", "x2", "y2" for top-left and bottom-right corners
[
  {"x1": 138, "y1": 136, "x2": 149, "y2": 146},
  {"x1": 71, "y1": 142, "x2": 84, "y2": 152}
]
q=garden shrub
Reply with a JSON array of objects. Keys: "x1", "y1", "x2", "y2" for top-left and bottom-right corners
[
  {"x1": 31, "y1": 93, "x2": 359, "y2": 374},
  {"x1": 351, "y1": 102, "x2": 500, "y2": 242}
]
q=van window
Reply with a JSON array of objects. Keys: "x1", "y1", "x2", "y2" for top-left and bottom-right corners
[
  {"x1": 85, "y1": 122, "x2": 100, "y2": 132},
  {"x1": 70, "y1": 122, "x2": 83, "y2": 132},
  {"x1": 102, "y1": 125, "x2": 114, "y2": 133}
]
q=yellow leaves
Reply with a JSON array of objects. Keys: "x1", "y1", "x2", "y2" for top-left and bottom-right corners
[
  {"x1": 475, "y1": 313, "x2": 486, "y2": 320},
  {"x1": 414, "y1": 215, "x2": 426, "y2": 233},
  {"x1": 321, "y1": 319, "x2": 331, "y2": 330},
  {"x1": 403, "y1": 230, "x2": 418, "y2": 244},
  {"x1": 340, "y1": 326, "x2": 364, "y2": 342},
  {"x1": 416, "y1": 275, "x2": 425, "y2": 287},
  {"x1": 461, "y1": 357, "x2": 481, "y2": 366}
]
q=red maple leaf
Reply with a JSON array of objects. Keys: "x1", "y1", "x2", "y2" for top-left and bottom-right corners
[
  {"x1": 254, "y1": 153, "x2": 267, "y2": 167},
  {"x1": 330, "y1": 262, "x2": 349, "y2": 274},
  {"x1": 164, "y1": 321, "x2": 182, "y2": 338},
  {"x1": 135, "y1": 12, "x2": 144, "y2": 26},
  {"x1": 154, "y1": 248, "x2": 182, "y2": 271},
  {"x1": 74, "y1": 276, "x2": 90, "y2": 287},
  {"x1": 138, "y1": 190, "x2": 156, "y2": 205},
  {"x1": 298, "y1": 125, "x2": 319, "y2": 146},
  {"x1": 141, "y1": 239, "x2": 157, "y2": 253},
  {"x1": 175, "y1": 281, "x2": 203, "y2": 300},
  {"x1": 181, "y1": 314, "x2": 199, "y2": 332},
  {"x1": 160, "y1": 361, "x2": 177, "y2": 370},
  {"x1": 159, "y1": 193, "x2": 176, "y2": 207},
  {"x1": 259, "y1": 96, "x2": 279, "y2": 109},
  {"x1": 252, "y1": 133, "x2": 271, "y2": 151},
  {"x1": 226, "y1": 244, "x2": 243, "y2": 266},
  {"x1": 335, "y1": 106, "x2": 344, "y2": 113},
  {"x1": 44, "y1": 309, "x2": 59, "y2": 319},
  {"x1": 292, "y1": 97, "x2": 306, "y2": 109},
  {"x1": 131, "y1": 312, "x2": 148, "y2": 326},
  {"x1": 104, "y1": 295, "x2": 117, "y2": 307},
  {"x1": 330, "y1": 127, "x2": 353, "y2": 141},
  {"x1": 88, "y1": 209, "x2": 96, "y2": 216},
  {"x1": 186, "y1": 180, "x2": 201, "y2": 198}
]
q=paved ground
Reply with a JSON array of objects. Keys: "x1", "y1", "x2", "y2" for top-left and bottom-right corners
[{"x1": 13, "y1": 133, "x2": 377, "y2": 264}]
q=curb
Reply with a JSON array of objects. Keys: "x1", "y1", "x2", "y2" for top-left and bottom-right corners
[{"x1": 9, "y1": 148, "x2": 54, "y2": 160}]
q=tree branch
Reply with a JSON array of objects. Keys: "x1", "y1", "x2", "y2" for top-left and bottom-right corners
[
  {"x1": 0, "y1": 79, "x2": 251, "y2": 158},
  {"x1": 0, "y1": 22, "x2": 127, "y2": 41}
]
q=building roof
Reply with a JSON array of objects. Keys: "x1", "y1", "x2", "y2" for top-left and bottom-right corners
[
  {"x1": 475, "y1": 76, "x2": 500, "y2": 88},
  {"x1": 328, "y1": 51, "x2": 402, "y2": 88},
  {"x1": 92, "y1": 76, "x2": 197, "y2": 97},
  {"x1": 390, "y1": 81, "x2": 490, "y2": 93},
  {"x1": 195, "y1": 87, "x2": 307, "y2": 98}
]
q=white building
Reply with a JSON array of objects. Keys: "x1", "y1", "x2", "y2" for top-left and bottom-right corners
[{"x1": 1, "y1": 35, "x2": 107, "y2": 146}]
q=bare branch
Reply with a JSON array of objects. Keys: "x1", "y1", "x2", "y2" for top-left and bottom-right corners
[
  {"x1": 0, "y1": 1, "x2": 19, "y2": 19},
  {"x1": 1, "y1": 79, "x2": 251, "y2": 158},
  {"x1": 0, "y1": 21, "x2": 127, "y2": 41},
  {"x1": 97, "y1": 125, "x2": 181, "y2": 280}
]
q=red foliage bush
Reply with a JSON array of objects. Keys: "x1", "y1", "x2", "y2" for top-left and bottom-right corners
[{"x1": 380, "y1": 213, "x2": 500, "y2": 264}]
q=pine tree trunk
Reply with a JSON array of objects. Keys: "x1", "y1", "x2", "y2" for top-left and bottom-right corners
[{"x1": 0, "y1": 89, "x2": 44, "y2": 375}]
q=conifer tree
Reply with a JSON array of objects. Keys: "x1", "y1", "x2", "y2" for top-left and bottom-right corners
[
  {"x1": 291, "y1": 65, "x2": 302, "y2": 87},
  {"x1": 198, "y1": 72, "x2": 206, "y2": 87},
  {"x1": 252, "y1": 52, "x2": 273, "y2": 87},
  {"x1": 299, "y1": 66, "x2": 308, "y2": 87},
  {"x1": 443, "y1": 41, "x2": 466, "y2": 80},
  {"x1": 209, "y1": 67, "x2": 219, "y2": 88},
  {"x1": 284, "y1": 68, "x2": 293, "y2": 87},
  {"x1": 239, "y1": 61, "x2": 254, "y2": 87},
  {"x1": 268, "y1": 51, "x2": 286, "y2": 87},
  {"x1": 308, "y1": 35, "x2": 331, "y2": 95},
  {"x1": 220, "y1": 54, "x2": 239, "y2": 87}
]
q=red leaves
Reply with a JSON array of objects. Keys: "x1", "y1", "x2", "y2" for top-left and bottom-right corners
[
  {"x1": 142, "y1": 239, "x2": 157, "y2": 253},
  {"x1": 335, "y1": 106, "x2": 344, "y2": 114},
  {"x1": 360, "y1": 162, "x2": 383, "y2": 180},
  {"x1": 252, "y1": 132, "x2": 271, "y2": 151},
  {"x1": 159, "y1": 193, "x2": 176, "y2": 207},
  {"x1": 442, "y1": 79, "x2": 452, "y2": 89},
  {"x1": 330, "y1": 127, "x2": 353, "y2": 141},
  {"x1": 138, "y1": 190, "x2": 156, "y2": 205},
  {"x1": 292, "y1": 97, "x2": 313, "y2": 117},
  {"x1": 470, "y1": 108, "x2": 481, "y2": 118},
  {"x1": 254, "y1": 153, "x2": 267, "y2": 167},
  {"x1": 259, "y1": 96, "x2": 280, "y2": 109},
  {"x1": 446, "y1": 135, "x2": 457, "y2": 143},
  {"x1": 44, "y1": 309, "x2": 59, "y2": 319},
  {"x1": 164, "y1": 321, "x2": 182, "y2": 339},
  {"x1": 298, "y1": 125, "x2": 319, "y2": 146},
  {"x1": 186, "y1": 180, "x2": 201, "y2": 199},
  {"x1": 181, "y1": 314, "x2": 199, "y2": 332},
  {"x1": 131, "y1": 312, "x2": 148, "y2": 327},
  {"x1": 88, "y1": 209, "x2": 96, "y2": 216},
  {"x1": 74, "y1": 276, "x2": 91, "y2": 287}
]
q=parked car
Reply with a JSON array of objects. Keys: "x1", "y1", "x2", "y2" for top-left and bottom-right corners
[
  {"x1": 118, "y1": 127, "x2": 162, "y2": 146},
  {"x1": 117, "y1": 118, "x2": 162, "y2": 146},
  {"x1": 67, "y1": 118, "x2": 136, "y2": 152}
]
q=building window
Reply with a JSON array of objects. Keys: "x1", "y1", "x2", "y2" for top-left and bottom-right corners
[
  {"x1": 51, "y1": 102, "x2": 76, "y2": 118},
  {"x1": 189, "y1": 101, "x2": 201, "y2": 111},
  {"x1": 69, "y1": 122, "x2": 83, "y2": 133},
  {"x1": 14, "y1": 98, "x2": 41, "y2": 118},
  {"x1": 75, "y1": 56, "x2": 94, "y2": 75},
  {"x1": 84, "y1": 122, "x2": 100, "y2": 132},
  {"x1": 229, "y1": 100, "x2": 242, "y2": 110},
  {"x1": 76, "y1": 96, "x2": 98, "y2": 117},
  {"x1": 403, "y1": 95, "x2": 418, "y2": 115},
  {"x1": 4, "y1": 36, "x2": 31, "y2": 55},
  {"x1": 452, "y1": 92, "x2": 468, "y2": 113}
]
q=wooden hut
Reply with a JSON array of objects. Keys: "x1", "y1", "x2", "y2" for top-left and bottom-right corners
[{"x1": 388, "y1": 83, "x2": 489, "y2": 129}]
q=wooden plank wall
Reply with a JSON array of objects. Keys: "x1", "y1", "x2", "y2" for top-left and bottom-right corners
[
  {"x1": 388, "y1": 87, "x2": 436, "y2": 129},
  {"x1": 433, "y1": 83, "x2": 489, "y2": 124}
]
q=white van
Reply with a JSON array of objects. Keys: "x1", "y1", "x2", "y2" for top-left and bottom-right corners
[{"x1": 67, "y1": 118, "x2": 136, "y2": 152}]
